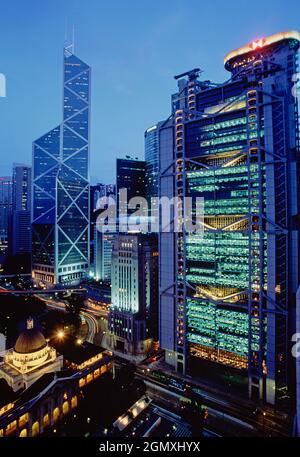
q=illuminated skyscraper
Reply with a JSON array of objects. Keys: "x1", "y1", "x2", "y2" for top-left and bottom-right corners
[
  {"x1": 32, "y1": 46, "x2": 90, "y2": 285},
  {"x1": 116, "y1": 157, "x2": 146, "y2": 222},
  {"x1": 11, "y1": 164, "x2": 32, "y2": 255},
  {"x1": 145, "y1": 123, "x2": 162, "y2": 225},
  {"x1": 159, "y1": 31, "x2": 300, "y2": 406},
  {"x1": 93, "y1": 183, "x2": 117, "y2": 281},
  {"x1": 145, "y1": 124, "x2": 161, "y2": 201},
  {"x1": 0, "y1": 177, "x2": 12, "y2": 258},
  {"x1": 109, "y1": 233, "x2": 158, "y2": 355}
]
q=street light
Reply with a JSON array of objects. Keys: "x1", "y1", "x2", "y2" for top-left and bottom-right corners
[
  {"x1": 262, "y1": 411, "x2": 266, "y2": 434},
  {"x1": 57, "y1": 330, "x2": 65, "y2": 340}
]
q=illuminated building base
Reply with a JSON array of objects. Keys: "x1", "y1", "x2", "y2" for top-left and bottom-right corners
[{"x1": 189, "y1": 343, "x2": 248, "y2": 370}]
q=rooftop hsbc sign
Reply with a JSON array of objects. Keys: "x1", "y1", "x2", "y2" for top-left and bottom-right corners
[{"x1": 251, "y1": 38, "x2": 265, "y2": 50}]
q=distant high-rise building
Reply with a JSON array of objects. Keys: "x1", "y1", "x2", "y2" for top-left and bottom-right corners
[
  {"x1": 116, "y1": 158, "x2": 146, "y2": 223},
  {"x1": 11, "y1": 164, "x2": 32, "y2": 255},
  {"x1": 93, "y1": 183, "x2": 116, "y2": 203},
  {"x1": 90, "y1": 183, "x2": 104, "y2": 274},
  {"x1": 109, "y1": 233, "x2": 158, "y2": 355},
  {"x1": 32, "y1": 46, "x2": 90, "y2": 286},
  {"x1": 145, "y1": 124, "x2": 160, "y2": 201},
  {"x1": 159, "y1": 31, "x2": 300, "y2": 406},
  {"x1": 95, "y1": 232, "x2": 116, "y2": 282},
  {"x1": 145, "y1": 124, "x2": 162, "y2": 224},
  {"x1": 92, "y1": 183, "x2": 116, "y2": 281},
  {"x1": 0, "y1": 177, "x2": 12, "y2": 258}
]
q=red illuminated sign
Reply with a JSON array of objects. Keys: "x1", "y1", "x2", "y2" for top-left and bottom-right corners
[{"x1": 251, "y1": 38, "x2": 265, "y2": 50}]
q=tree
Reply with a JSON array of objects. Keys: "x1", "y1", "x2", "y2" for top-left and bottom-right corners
[{"x1": 64, "y1": 293, "x2": 85, "y2": 330}]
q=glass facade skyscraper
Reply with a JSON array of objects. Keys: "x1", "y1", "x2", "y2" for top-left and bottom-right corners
[
  {"x1": 11, "y1": 164, "x2": 32, "y2": 255},
  {"x1": 32, "y1": 47, "x2": 90, "y2": 286},
  {"x1": 116, "y1": 158, "x2": 146, "y2": 222},
  {"x1": 93, "y1": 183, "x2": 117, "y2": 281},
  {"x1": 145, "y1": 123, "x2": 162, "y2": 224},
  {"x1": 159, "y1": 31, "x2": 300, "y2": 406},
  {"x1": 145, "y1": 124, "x2": 160, "y2": 202},
  {"x1": 0, "y1": 177, "x2": 12, "y2": 258}
]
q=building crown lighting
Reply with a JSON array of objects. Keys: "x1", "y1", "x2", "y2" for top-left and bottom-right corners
[{"x1": 224, "y1": 30, "x2": 300, "y2": 69}]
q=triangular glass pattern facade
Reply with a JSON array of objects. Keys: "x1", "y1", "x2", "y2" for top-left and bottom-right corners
[{"x1": 32, "y1": 47, "x2": 90, "y2": 285}]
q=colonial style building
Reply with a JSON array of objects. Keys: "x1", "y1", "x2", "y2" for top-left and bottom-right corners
[
  {"x1": 0, "y1": 319, "x2": 112, "y2": 437},
  {"x1": 0, "y1": 318, "x2": 63, "y2": 392}
]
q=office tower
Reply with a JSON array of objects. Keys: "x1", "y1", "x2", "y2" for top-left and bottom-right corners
[
  {"x1": 89, "y1": 183, "x2": 103, "y2": 275},
  {"x1": 92, "y1": 183, "x2": 117, "y2": 281},
  {"x1": 93, "y1": 183, "x2": 116, "y2": 202},
  {"x1": 144, "y1": 124, "x2": 161, "y2": 201},
  {"x1": 159, "y1": 31, "x2": 300, "y2": 406},
  {"x1": 0, "y1": 177, "x2": 12, "y2": 258},
  {"x1": 109, "y1": 233, "x2": 158, "y2": 355},
  {"x1": 95, "y1": 232, "x2": 116, "y2": 282},
  {"x1": 32, "y1": 46, "x2": 90, "y2": 286},
  {"x1": 11, "y1": 164, "x2": 32, "y2": 255},
  {"x1": 116, "y1": 157, "x2": 146, "y2": 223},
  {"x1": 90, "y1": 183, "x2": 116, "y2": 223}
]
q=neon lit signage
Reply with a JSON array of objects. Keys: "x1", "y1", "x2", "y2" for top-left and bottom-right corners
[{"x1": 251, "y1": 38, "x2": 265, "y2": 50}]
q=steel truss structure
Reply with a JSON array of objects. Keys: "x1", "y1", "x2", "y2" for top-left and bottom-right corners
[
  {"x1": 32, "y1": 47, "x2": 90, "y2": 286},
  {"x1": 159, "y1": 41, "x2": 300, "y2": 405}
]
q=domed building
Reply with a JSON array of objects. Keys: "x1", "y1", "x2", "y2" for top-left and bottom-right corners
[{"x1": 0, "y1": 318, "x2": 63, "y2": 392}]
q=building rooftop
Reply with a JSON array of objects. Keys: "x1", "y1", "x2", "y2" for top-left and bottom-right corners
[
  {"x1": 14, "y1": 328, "x2": 47, "y2": 354},
  {"x1": 224, "y1": 30, "x2": 300, "y2": 70},
  {"x1": 50, "y1": 337, "x2": 106, "y2": 366},
  {"x1": 19, "y1": 369, "x2": 73, "y2": 403}
]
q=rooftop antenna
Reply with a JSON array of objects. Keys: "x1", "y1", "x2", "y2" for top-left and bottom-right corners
[
  {"x1": 174, "y1": 68, "x2": 202, "y2": 81},
  {"x1": 64, "y1": 20, "x2": 75, "y2": 55},
  {"x1": 72, "y1": 24, "x2": 75, "y2": 54},
  {"x1": 65, "y1": 17, "x2": 68, "y2": 43}
]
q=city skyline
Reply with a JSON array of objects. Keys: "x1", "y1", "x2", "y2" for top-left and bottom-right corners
[
  {"x1": 1, "y1": 2, "x2": 300, "y2": 443},
  {"x1": 1, "y1": 0, "x2": 300, "y2": 183}
]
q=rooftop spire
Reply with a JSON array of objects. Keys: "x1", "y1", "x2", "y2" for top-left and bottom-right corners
[{"x1": 64, "y1": 21, "x2": 75, "y2": 55}]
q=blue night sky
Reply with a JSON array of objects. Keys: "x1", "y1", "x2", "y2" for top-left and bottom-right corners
[{"x1": 0, "y1": 0, "x2": 299, "y2": 183}]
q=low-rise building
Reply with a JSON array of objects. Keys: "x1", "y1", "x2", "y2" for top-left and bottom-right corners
[{"x1": 0, "y1": 319, "x2": 113, "y2": 437}]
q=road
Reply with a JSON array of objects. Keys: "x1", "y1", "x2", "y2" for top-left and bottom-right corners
[
  {"x1": 0, "y1": 281, "x2": 107, "y2": 344},
  {"x1": 135, "y1": 365, "x2": 291, "y2": 437},
  {"x1": 136, "y1": 373, "x2": 256, "y2": 437},
  {"x1": 0, "y1": 287, "x2": 86, "y2": 295},
  {"x1": 42, "y1": 299, "x2": 100, "y2": 343}
]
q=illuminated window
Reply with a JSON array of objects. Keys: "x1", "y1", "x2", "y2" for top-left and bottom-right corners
[
  {"x1": 62, "y1": 401, "x2": 69, "y2": 415},
  {"x1": 53, "y1": 407, "x2": 60, "y2": 423},
  {"x1": 71, "y1": 396, "x2": 78, "y2": 409},
  {"x1": 18, "y1": 413, "x2": 29, "y2": 428},
  {"x1": 43, "y1": 414, "x2": 50, "y2": 428},
  {"x1": 32, "y1": 421, "x2": 39, "y2": 437},
  {"x1": 5, "y1": 420, "x2": 17, "y2": 435}
]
